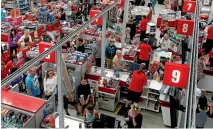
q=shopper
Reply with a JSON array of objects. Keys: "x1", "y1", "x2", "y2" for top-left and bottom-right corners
[
  {"x1": 1, "y1": 62, "x2": 7, "y2": 80},
  {"x1": 25, "y1": 67, "x2": 41, "y2": 98},
  {"x1": 160, "y1": 20, "x2": 169, "y2": 38},
  {"x1": 105, "y1": 39, "x2": 117, "y2": 69},
  {"x1": 204, "y1": 23, "x2": 213, "y2": 54},
  {"x1": 125, "y1": 103, "x2": 143, "y2": 128},
  {"x1": 76, "y1": 38, "x2": 85, "y2": 53},
  {"x1": 127, "y1": 64, "x2": 147, "y2": 106},
  {"x1": 197, "y1": 54, "x2": 206, "y2": 82},
  {"x1": 6, "y1": 54, "x2": 22, "y2": 74},
  {"x1": 77, "y1": 79, "x2": 92, "y2": 115},
  {"x1": 151, "y1": 0, "x2": 157, "y2": 14},
  {"x1": 92, "y1": 37, "x2": 101, "y2": 67},
  {"x1": 159, "y1": 33, "x2": 171, "y2": 51},
  {"x1": 164, "y1": 0, "x2": 169, "y2": 9},
  {"x1": 209, "y1": 49, "x2": 213, "y2": 70},
  {"x1": 196, "y1": 96, "x2": 213, "y2": 128},
  {"x1": 63, "y1": 70, "x2": 80, "y2": 116},
  {"x1": 139, "y1": 15, "x2": 148, "y2": 41},
  {"x1": 138, "y1": 38, "x2": 152, "y2": 69},
  {"x1": 43, "y1": 69, "x2": 57, "y2": 99},
  {"x1": 126, "y1": 19, "x2": 136, "y2": 41},
  {"x1": 81, "y1": 0, "x2": 89, "y2": 21},
  {"x1": 59, "y1": 8, "x2": 66, "y2": 21},
  {"x1": 18, "y1": 29, "x2": 33, "y2": 48},
  {"x1": 83, "y1": 105, "x2": 99, "y2": 123},
  {"x1": 42, "y1": 30, "x2": 52, "y2": 43},
  {"x1": 8, "y1": 28, "x2": 20, "y2": 56},
  {"x1": 112, "y1": 50, "x2": 125, "y2": 71}
]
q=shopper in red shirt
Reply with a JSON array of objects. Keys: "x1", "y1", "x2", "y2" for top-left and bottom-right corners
[
  {"x1": 138, "y1": 38, "x2": 152, "y2": 69},
  {"x1": 127, "y1": 64, "x2": 147, "y2": 105},
  {"x1": 139, "y1": 15, "x2": 148, "y2": 41},
  {"x1": 204, "y1": 23, "x2": 213, "y2": 54},
  {"x1": 1, "y1": 62, "x2": 8, "y2": 80},
  {"x1": 6, "y1": 54, "x2": 23, "y2": 74}
]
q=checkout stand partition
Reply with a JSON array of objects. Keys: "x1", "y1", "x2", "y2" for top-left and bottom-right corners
[{"x1": 1, "y1": 89, "x2": 46, "y2": 128}]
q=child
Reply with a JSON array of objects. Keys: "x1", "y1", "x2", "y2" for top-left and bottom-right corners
[
  {"x1": 83, "y1": 105, "x2": 99, "y2": 123},
  {"x1": 209, "y1": 49, "x2": 213, "y2": 70}
]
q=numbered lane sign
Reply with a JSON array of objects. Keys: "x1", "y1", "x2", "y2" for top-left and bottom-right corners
[
  {"x1": 89, "y1": 10, "x2": 102, "y2": 25},
  {"x1": 117, "y1": 0, "x2": 124, "y2": 7},
  {"x1": 39, "y1": 42, "x2": 56, "y2": 64},
  {"x1": 177, "y1": 20, "x2": 194, "y2": 36},
  {"x1": 163, "y1": 62, "x2": 190, "y2": 88},
  {"x1": 182, "y1": 1, "x2": 196, "y2": 13}
]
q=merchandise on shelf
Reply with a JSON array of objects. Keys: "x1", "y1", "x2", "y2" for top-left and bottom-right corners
[
  {"x1": 62, "y1": 52, "x2": 88, "y2": 64},
  {"x1": 1, "y1": 107, "x2": 32, "y2": 128},
  {"x1": 37, "y1": 6, "x2": 57, "y2": 24},
  {"x1": 131, "y1": 6, "x2": 150, "y2": 16},
  {"x1": 168, "y1": 29, "x2": 185, "y2": 43},
  {"x1": 1, "y1": 22, "x2": 11, "y2": 33},
  {"x1": 158, "y1": 9, "x2": 180, "y2": 20}
]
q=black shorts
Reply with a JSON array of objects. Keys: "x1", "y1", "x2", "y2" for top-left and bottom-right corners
[
  {"x1": 63, "y1": 95, "x2": 77, "y2": 109},
  {"x1": 127, "y1": 90, "x2": 142, "y2": 103}
]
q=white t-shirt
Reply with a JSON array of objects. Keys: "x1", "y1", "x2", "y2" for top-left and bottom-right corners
[
  {"x1": 18, "y1": 35, "x2": 33, "y2": 48},
  {"x1": 43, "y1": 76, "x2": 57, "y2": 94},
  {"x1": 160, "y1": 38, "x2": 171, "y2": 50}
]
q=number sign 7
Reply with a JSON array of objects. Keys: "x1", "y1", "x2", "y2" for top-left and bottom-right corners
[{"x1": 183, "y1": 1, "x2": 196, "y2": 13}]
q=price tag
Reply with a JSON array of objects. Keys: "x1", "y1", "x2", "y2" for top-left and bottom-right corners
[{"x1": 163, "y1": 62, "x2": 190, "y2": 88}]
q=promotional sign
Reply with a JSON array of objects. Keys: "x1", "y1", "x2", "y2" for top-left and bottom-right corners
[
  {"x1": 89, "y1": 10, "x2": 102, "y2": 25},
  {"x1": 203, "y1": 0, "x2": 211, "y2": 6},
  {"x1": 182, "y1": 1, "x2": 196, "y2": 13},
  {"x1": 177, "y1": 20, "x2": 194, "y2": 36},
  {"x1": 117, "y1": 0, "x2": 124, "y2": 7},
  {"x1": 163, "y1": 62, "x2": 190, "y2": 88},
  {"x1": 39, "y1": 42, "x2": 55, "y2": 64}
]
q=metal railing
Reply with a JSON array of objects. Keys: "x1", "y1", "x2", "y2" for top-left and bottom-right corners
[
  {"x1": 184, "y1": 0, "x2": 200, "y2": 128},
  {"x1": 1, "y1": 0, "x2": 120, "y2": 87}
]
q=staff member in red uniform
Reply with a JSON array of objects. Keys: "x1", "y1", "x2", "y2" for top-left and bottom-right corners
[
  {"x1": 6, "y1": 54, "x2": 23, "y2": 74},
  {"x1": 138, "y1": 38, "x2": 152, "y2": 69},
  {"x1": 127, "y1": 64, "x2": 148, "y2": 105},
  {"x1": 1, "y1": 62, "x2": 7, "y2": 80},
  {"x1": 139, "y1": 15, "x2": 148, "y2": 41},
  {"x1": 205, "y1": 23, "x2": 213, "y2": 54}
]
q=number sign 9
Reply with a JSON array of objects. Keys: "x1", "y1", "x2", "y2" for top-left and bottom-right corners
[
  {"x1": 172, "y1": 70, "x2": 181, "y2": 83},
  {"x1": 163, "y1": 62, "x2": 190, "y2": 89}
]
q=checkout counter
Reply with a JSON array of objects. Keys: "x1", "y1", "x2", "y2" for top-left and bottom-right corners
[{"x1": 85, "y1": 66, "x2": 130, "y2": 111}]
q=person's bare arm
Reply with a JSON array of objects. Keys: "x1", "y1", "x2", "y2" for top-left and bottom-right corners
[{"x1": 27, "y1": 88, "x2": 32, "y2": 96}]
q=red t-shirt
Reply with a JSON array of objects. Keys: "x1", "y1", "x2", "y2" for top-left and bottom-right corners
[
  {"x1": 1, "y1": 68, "x2": 7, "y2": 80},
  {"x1": 209, "y1": 50, "x2": 213, "y2": 58},
  {"x1": 6, "y1": 60, "x2": 23, "y2": 74},
  {"x1": 138, "y1": 43, "x2": 152, "y2": 60},
  {"x1": 128, "y1": 71, "x2": 147, "y2": 92},
  {"x1": 207, "y1": 26, "x2": 213, "y2": 40},
  {"x1": 140, "y1": 18, "x2": 148, "y2": 31}
]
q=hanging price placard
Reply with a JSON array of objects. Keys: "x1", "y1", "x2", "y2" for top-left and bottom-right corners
[{"x1": 177, "y1": 19, "x2": 194, "y2": 36}]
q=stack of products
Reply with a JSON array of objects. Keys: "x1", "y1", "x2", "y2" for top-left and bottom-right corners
[
  {"x1": 158, "y1": 9, "x2": 178, "y2": 20},
  {"x1": 1, "y1": 22, "x2": 11, "y2": 33},
  {"x1": 37, "y1": 6, "x2": 57, "y2": 24},
  {"x1": 168, "y1": 29, "x2": 185, "y2": 43},
  {"x1": 20, "y1": 20, "x2": 39, "y2": 31},
  {"x1": 1, "y1": 107, "x2": 32, "y2": 128},
  {"x1": 26, "y1": 45, "x2": 39, "y2": 58},
  {"x1": 63, "y1": 52, "x2": 88, "y2": 64},
  {"x1": 131, "y1": 6, "x2": 150, "y2": 16}
]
